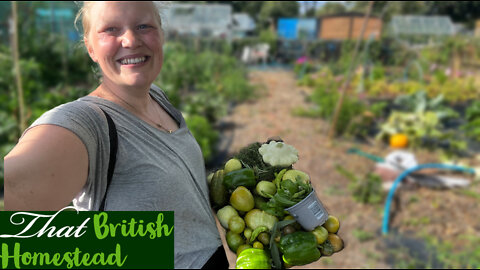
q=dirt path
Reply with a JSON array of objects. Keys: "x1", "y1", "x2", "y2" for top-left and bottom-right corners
[{"x1": 218, "y1": 69, "x2": 392, "y2": 269}]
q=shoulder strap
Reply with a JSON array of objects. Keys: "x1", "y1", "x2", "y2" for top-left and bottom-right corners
[{"x1": 99, "y1": 109, "x2": 118, "y2": 211}]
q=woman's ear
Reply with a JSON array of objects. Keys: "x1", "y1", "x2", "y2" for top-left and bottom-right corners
[{"x1": 84, "y1": 37, "x2": 97, "y2": 63}]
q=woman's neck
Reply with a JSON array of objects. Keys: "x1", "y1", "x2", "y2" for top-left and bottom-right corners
[{"x1": 91, "y1": 80, "x2": 152, "y2": 113}]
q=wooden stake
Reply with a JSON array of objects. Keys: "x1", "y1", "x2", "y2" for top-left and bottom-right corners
[
  {"x1": 327, "y1": 1, "x2": 374, "y2": 142},
  {"x1": 10, "y1": 1, "x2": 27, "y2": 134}
]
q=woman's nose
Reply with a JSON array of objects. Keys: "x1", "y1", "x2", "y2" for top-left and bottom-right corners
[{"x1": 121, "y1": 30, "x2": 142, "y2": 48}]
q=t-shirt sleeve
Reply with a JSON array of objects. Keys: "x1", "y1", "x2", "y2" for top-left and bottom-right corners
[{"x1": 23, "y1": 100, "x2": 111, "y2": 210}]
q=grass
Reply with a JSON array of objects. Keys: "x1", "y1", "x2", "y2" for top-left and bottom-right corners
[
  {"x1": 402, "y1": 216, "x2": 431, "y2": 227},
  {"x1": 352, "y1": 229, "x2": 375, "y2": 242},
  {"x1": 423, "y1": 233, "x2": 480, "y2": 268},
  {"x1": 455, "y1": 188, "x2": 480, "y2": 201},
  {"x1": 384, "y1": 231, "x2": 480, "y2": 269},
  {"x1": 0, "y1": 199, "x2": 3, "y2": 211}
]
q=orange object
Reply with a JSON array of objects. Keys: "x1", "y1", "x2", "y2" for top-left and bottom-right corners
[{"x1": 390, "y1": 134, "x2": 409, "y2": 148}]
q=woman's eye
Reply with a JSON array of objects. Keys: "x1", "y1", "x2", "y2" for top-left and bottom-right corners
[
  {"x1": 138, "y1": 24, "x2": 151, "y2": 30},
  {"x1": 104, "y1": 27, "x2": 117, "y2": 33}
]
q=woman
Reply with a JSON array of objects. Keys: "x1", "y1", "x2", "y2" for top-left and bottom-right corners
[{"x1": 4, "y1": 2, "x2": 228, "y2": 269}]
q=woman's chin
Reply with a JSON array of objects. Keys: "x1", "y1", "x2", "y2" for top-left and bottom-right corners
[{"x1": 115, "y1": 76, "x2": 154, "y2": 89}]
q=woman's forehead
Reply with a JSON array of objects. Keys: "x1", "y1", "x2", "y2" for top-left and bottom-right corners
[{"x1": 90, "y1": 1, "x2": 157, "y2": 23}]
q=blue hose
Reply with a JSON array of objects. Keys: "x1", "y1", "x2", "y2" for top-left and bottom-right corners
[{"x1": 382, "y1": 163, "x2": 475, "y2": 235}]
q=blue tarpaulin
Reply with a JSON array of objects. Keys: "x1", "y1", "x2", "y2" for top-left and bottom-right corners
[
  {"x1": 277, "y1": 18, "x2": 299, "y2": 40},
  {"x1": 277, "y1": 18, "x2": 317, "y2": 40}
]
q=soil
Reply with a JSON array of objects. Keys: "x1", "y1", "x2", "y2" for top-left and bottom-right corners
[{"x1": 215, "y1": 69, "x2": 480, "y2": 269}]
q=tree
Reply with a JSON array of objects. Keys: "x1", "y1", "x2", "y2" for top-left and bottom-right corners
[
  {"x1": 258, "y1": 1, "x2": 299, "y2": 30},
  {"x1": 316, "y1": 2, "x2": 348, "y2": 17},
  {"x1": 348, "y1": 1, "x2": 429, "y2": 22},
  {"x1": 206, "y1": 1, "x2": 265, "y2": 21},
  {"x1": 425, "y1": 1, "x2": 480, "y2": 28}
]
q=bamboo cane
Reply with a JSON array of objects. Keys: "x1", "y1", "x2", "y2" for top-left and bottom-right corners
[
  {"x1": 11, "y1": 1, "x2": 27, "y2": 134},
  {"x1": 327, "y1": 1, "x2": 374, "y2": 141}
]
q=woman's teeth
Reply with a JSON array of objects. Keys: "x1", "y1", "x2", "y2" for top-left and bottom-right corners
[{"x1": 120, "y1": 57, "x2": 146, "y2": 65}]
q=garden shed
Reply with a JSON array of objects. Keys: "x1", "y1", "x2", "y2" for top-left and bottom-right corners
[
  {"x1": 232, "y1": 13, "x2": 256, "y2": 39},
  {"x1": 162, "y1": 3, "x2": 232, "y2": 40},
  {"x1": 318, "y1": 13, "x2": 382, "y2": 41}
]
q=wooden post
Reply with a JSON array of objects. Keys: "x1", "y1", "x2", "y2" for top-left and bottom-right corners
[
  {"x1": 452, "y1": 50, "x2": 460, "y2": 79},
  {"x1": 10, "y1": 1, "x2": 27, "y2": 134},
  {"x1": 327, "y1": 1, "x2": 374, "y2": 141}
]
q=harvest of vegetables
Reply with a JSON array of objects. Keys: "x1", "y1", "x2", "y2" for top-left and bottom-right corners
[{"x1": 208, "y1": 139, "x2": 344, "y2": 269}]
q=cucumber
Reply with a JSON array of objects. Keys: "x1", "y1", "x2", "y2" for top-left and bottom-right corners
[{"x1": 210, "y1": 169, "x2": 227, "y2": 208}]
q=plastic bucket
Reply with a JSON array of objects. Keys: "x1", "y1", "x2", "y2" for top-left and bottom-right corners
[{"x1": 285, "y1": 189, "x2": 328, "y2": 231}]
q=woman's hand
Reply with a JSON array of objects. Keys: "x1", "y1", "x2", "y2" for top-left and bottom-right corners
[{"x1": 4, "y1": 125, "x2": 88, "y2": 211}]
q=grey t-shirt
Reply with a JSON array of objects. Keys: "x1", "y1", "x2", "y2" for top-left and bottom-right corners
[{"x1": 26, "y1": 85, "x2": 222, "y2": 268}]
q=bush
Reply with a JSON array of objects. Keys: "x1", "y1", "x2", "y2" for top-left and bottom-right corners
[
  {"x1": 184, "y1": 114, "x2": 219, "y2": 163},
  {"x1": 156, "y1": 41, "x2": 258, "y2": 161}
]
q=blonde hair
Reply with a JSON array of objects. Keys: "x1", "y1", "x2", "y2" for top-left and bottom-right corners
[{"x1": 74, "y1": 1, "x2": 168, "y2": 40}]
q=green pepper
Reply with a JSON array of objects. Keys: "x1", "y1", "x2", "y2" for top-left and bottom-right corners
[
  {"x1": 279, "y1": 231, "x2": 321, "y2": 266},
  {"x1": 236, "y1": 248, "x2": 271, "y2": 269},
  {"x1": 223, "y1": 168, "x2": 256, "y2": 190}
]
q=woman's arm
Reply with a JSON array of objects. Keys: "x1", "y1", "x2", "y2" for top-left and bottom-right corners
[{"x1": 4, "y1": 125, "x2": 88, "y2": 211}]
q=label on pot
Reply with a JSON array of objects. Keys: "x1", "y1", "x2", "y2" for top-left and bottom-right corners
[{"x1": 308, "y1": 201, "x2": 327, "y2": 223}]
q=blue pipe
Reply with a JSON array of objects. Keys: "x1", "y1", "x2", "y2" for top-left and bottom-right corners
[{"x1": 382, "y1": 163, "x2": 475, "y2": 235}]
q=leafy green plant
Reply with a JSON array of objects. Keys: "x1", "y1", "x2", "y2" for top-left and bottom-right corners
[
  {"x1": 335, "y1": 165, "x2": 384, "y2": 204},
  {"x1": 156, "y1": 42, "x2": 258, "y2": 163},
  {"x1": 462, "y1": 101, "x2": 480, "y2": 141},
  {"x1": 184, "y1": 114, "x2": 219, "y2": 163}
]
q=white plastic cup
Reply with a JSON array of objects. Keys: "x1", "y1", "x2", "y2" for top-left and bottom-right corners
[{"x1": 285, "y1": 189, "x2": 329, "y2": 231}]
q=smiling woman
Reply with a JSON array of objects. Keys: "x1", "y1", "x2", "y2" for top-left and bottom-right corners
[{"x1": 4, "y1": 1, "x2": 228, "y2": 269}]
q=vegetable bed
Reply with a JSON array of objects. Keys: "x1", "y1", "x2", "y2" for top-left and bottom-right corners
[{"x1": 208, "y1": 139, "x2": 345, "y2": 269}]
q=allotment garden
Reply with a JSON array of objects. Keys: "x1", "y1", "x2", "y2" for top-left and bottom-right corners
[{"x1": 2, "y1": 21, "x2": 480, "y2": 268}]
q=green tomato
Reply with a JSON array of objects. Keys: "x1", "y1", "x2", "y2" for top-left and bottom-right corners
[
  {"x1": 256, "y1": 181, "x2": 277, "y2": 198},
  {"x1": 216, "y1": 205, "x2": 238, "y2": 229},
  {"x1": 229, "y1": 216, "x2": 246, "y2": 234},
  {"x1": 226, "y1": 231, "x2": 245, "y2": 253},
  {"x1": 328, "y1": 233, "x2": 344, "y2": 252},
  {"x1": 257, "y1": 232, "x2": 270, "y2": 246},
  {"x1": 252, "y1": 241, "x2": 264, "y2": 249},
  {"x1": 236, "y1": 244, "x2": 252, "y2": 256},
  {"x1": 312, "y1": 226, "x2": 328, "y2": 244},
  {"x1": 323, "y1": 215, "x2": 340, "y2": 233},
  {"x1": 230, "y1": 186, "x2": 255, "y2": 212},
  {"x1": 224, "y1": 158, "x2": 242, "y2": 174}
]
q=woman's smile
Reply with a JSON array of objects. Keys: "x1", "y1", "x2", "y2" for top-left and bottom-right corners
[{"x1": 117, "y1": 55, "x2": 150, "y2": 67}]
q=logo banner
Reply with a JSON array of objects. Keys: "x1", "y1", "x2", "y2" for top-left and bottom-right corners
[{"x1": 0, "y1": 208, "x2": 174, "y2": 269}]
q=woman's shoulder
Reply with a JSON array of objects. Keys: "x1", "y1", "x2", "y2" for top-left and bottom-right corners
[
  {"x1": 32, "y1": 99, "x2": 105, "y2": 126},
  {"x1": 24, "y1": 99, "x2": 108, "y2": 143}
]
